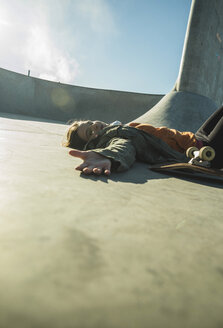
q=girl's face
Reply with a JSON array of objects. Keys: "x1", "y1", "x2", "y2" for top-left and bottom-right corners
[{"x1": 77, "y1": 120, "x2": 108, "y2": 142}]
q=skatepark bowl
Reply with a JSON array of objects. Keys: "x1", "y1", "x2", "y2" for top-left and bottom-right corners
[{"x1": 1, "y1": 0, "x2": 223, "y2": 326}]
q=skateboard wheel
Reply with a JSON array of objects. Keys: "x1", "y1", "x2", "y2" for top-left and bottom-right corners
[
  {"x1": 186, "y1": 147, "x2": 199, "y2": 158},
  {"x1": 199, "y1": 146, "x2": 215, "y2": 161}
]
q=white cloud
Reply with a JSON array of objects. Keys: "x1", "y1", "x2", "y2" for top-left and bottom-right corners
[
  {"x1": 24, "y1": 25, "x2": 79, "y2": 83},
  {"x1": 0, "y1": 0, "x2": 80, "y2": 83},
  {"x1": 0, "y1": 18, "x2": 10, "y2": 26},
  {"x1": 0, "y1": 0, "x2": 117, "y2": 85}
]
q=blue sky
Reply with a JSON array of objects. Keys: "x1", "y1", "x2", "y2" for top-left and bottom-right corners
[{"x1": 0, "y1": 0, "x2": 191, "y2": 94}]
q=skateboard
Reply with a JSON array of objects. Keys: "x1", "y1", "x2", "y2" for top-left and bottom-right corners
[{"x1": 150, "y1": 146, "x2": 223, "y2": 180}]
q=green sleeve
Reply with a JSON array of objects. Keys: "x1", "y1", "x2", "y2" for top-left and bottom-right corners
[{"x1": 92, "y1": 137, "x2": 136, "y2": 172}]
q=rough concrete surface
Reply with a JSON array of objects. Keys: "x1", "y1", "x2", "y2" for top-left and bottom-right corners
[{"x1": 0, "y1": 113, "x2": 223, "y2": 328}]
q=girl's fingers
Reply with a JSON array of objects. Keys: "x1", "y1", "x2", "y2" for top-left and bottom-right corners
[
  {"x1": 104, "y1": 169, "x2": 111, "y2": 175},
  {"x1": 69, "y1": 149, "x2": 88, "y2": 159},
  {"x1": 75, "y1": 162, "x2": 89, "y2": 170},
  {"x1": 93, "y1": 168, "x2": 102, "y2": 175},
  {"x1": 82, "y1": 167, "x2": 93, "y2": 174},
  {"x1": 81, "y1": 166, "x2": 109, "y2": 176}
]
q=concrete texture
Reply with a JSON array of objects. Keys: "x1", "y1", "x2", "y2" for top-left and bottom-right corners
[
  {"x1": 0, "y1": 113, "x2": 223, "y2": 328},
  {"x1": 1, "y1": 0, "x2": 223, "y2": 327}
]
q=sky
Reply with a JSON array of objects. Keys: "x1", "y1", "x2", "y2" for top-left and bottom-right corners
[{"x1": 0, "y1": 0, "x2": 191, "y2": 94}]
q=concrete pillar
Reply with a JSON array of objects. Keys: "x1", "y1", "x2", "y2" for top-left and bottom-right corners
[{"x1": 176, "y1": 0, "x2": 223, "y2": 107}]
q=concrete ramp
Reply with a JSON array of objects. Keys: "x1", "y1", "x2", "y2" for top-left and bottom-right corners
[{"x1": 135, "y1": 90, "x2": 217, "y2": 132}]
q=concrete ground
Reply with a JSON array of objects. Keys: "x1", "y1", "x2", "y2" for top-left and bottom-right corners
[{"x1": 1, "y1": 112, "x2": 223, "y2": 328}]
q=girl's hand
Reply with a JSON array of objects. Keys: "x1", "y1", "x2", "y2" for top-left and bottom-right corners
[{"x1": 69, "y1": 149, "x2": 111, "y2": 176}]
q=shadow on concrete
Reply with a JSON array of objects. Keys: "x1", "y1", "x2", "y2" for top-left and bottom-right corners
[
  {"x1": 78, "y1": 162, "x2": 167, "y2": 185},
  {"x1": 79, "y1": 162, "x2": 223, "y2": 189}
]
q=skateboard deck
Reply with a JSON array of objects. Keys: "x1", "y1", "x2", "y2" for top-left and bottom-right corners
[{"x1": 150, "y1": 163, "x2": 223, "y2": 180}]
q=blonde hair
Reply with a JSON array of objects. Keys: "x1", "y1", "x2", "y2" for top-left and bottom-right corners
[{"x1": 62, "y1": 120, "x2": 86, "y2": 149}]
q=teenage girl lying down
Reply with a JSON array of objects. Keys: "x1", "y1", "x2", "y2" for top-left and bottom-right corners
[{"x1": 63, "y1": 106, "x2": 223, "y2": 175}]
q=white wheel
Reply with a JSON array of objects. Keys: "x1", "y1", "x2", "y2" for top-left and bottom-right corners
[
  {"x1": 199, "y1": 146, "x2": 215, "y2": 161},
  {"x1": 186, "y1": 147, "x2": 199, "y2": 158}
]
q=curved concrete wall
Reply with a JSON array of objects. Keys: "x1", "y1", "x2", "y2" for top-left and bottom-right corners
[{"x1": 0, "y1": 67, "x2": 163, "y2": 123}]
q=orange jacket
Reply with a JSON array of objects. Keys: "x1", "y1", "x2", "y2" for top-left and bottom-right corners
[{"x1": 129, "y1": 122, "x2": 197, "y2": 153}]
